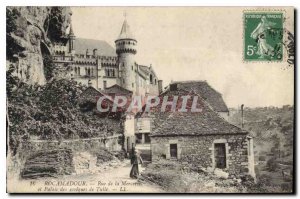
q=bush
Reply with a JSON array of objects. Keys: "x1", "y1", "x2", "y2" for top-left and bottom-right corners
[
  {"x1": 7, "y1": 78, "x2": 123, "y2": 155},
  {"x1": 257, "y1": 174, "x2": 271, "y2": 186},
  {"x1": 90, "y1": 147, "x2": 115, "y2": 164},
  {"x1": 114, "y1": 150, "x2": 126, "y2": 161},
  {"x1": 259, "y1": 156, "x2": 266, "y2": 161},
  {"x1": 141, "y1": 160, "x2": 242, "y2": 193},
  {"x1": 266, "y1": 158, "x2": 278, "y2": 171},
  {"x1": 241, "y1": 174, "x2": 255, "y2": 187}
]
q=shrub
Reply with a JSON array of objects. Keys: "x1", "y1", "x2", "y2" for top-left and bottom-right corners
[
  {"x1": 259, "y1": 156, "x2": 266, "y2": 161},
  {"x1": 257, "y1": 174, "x2": 271, "y2": 186},
  {"x1": 266, "y1": 158, "x2": 278, "y2": 171}
]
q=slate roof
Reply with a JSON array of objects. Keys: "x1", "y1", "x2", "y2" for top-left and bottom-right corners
[
  {"x1": 170, "y1": 81, "x2": 229, "y2": 112},
  {"x1": 78, "y1": 86, "x2": 108, "y2": 105},
  {"x1": 116, "y1": 20, "x2": 136, "y2": 41},
  {"x1": 138, "y1": 65, "x2": 150, "y2": 75},
  {"x1": 104, "y1": 84, "x2": 133, "y2": 96},
  {"x1": 150, "y1": 89, "x2": 247, "y2": 137},
  {"x1": 74, "y1": 38, "x2": 117, "y2": 56}
]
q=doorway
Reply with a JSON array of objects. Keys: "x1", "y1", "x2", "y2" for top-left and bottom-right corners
[
  {"x1": 170, "y1": 144, "x2": 178, "y2": 159},
  {"x1": 214, "y1": 143, "x2": 226, "y2": 169}
]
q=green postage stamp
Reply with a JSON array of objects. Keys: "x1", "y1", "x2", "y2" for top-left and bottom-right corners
[{"x1": 244, "y1": 12, "x2": 283, "y2": 61}]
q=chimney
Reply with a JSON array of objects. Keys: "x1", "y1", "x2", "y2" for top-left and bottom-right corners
[
  {"x1": 241, "y1": 104, "x2": 244, "y2": 128},
  {"x1": 93, "y1": 49, "x2": 98, "y2": 57}
]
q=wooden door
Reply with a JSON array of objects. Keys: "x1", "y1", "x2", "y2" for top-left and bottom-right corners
[{"x1": 170, "y1": 144, "x2": 178, "y2": 159}]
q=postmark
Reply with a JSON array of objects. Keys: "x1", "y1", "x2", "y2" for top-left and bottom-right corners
[{"x1": 244, "y1": 12, "x2": 284, "y2": 61}]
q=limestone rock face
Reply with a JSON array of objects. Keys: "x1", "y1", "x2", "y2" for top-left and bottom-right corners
[{"x1": 6, "y1": 6, "x2": 72, "y2": 85}]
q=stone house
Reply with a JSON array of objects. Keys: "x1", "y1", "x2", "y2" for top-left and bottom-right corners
[{"x1": 137, "y1": 85, "x2": 255, "y2": 178}]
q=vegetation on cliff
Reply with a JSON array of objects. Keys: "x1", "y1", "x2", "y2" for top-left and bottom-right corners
[{"x1": 7, "y1": 67, "x2": 124, "y2": 156}]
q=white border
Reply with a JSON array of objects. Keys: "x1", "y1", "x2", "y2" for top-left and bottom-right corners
[{"x1": 1, "y1": 1, "x2": 298, "y2": 199}]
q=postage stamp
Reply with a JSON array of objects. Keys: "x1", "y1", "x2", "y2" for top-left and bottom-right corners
[{"x1": 244, "y1": 12, "x2": 284, "y2": 61}]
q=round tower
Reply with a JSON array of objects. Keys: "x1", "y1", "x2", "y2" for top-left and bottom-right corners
[{"x1": 115, "y1": 19, "x2": 137, "y2": 93}]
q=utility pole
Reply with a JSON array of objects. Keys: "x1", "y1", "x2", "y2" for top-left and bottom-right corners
[{"x1": 241, "y1": 104, "x2": 244, "y2": 128}]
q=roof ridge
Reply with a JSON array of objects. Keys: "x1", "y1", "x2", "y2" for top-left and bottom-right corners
[
  {"x1": 105, "y1": 84, "x2": 133, "y2": 93},
  {"x1": 172, "y1": 80, "x2": 207, "y2": 83}
]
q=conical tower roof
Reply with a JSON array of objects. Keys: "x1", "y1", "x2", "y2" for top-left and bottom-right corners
[
  {"x1": 69, "y1": 23, "x2": 75, "y2": 37},
  {"x1": 116, "y1": 19, "x2": 136, "y2": 41}
]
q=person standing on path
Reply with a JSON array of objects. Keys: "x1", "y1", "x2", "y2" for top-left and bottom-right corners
[{"x1": 130, "y1": 149, "x2": 143, "y2": 179}]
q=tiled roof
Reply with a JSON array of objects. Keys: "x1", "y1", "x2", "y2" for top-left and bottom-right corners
[
  {"x1": 74, "y1": 38, "x2": 116, "y2": 56},
  {"x1": 150, "y1": 89, "x2": 247, "y2": 137},
  {"x1": 171, "y1": 81, "x2": 229, "y2": 112}
]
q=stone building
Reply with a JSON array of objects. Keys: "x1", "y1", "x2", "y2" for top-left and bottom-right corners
[
  {"x1": 52, "y1": 19, "x2": 162, "y2": 98},
  {"x1": 136, "y1": 84, "x2": 255, "y2": 178},
  {"x1": 52, "y1": 18, "x2": 163, "y2": 155}
]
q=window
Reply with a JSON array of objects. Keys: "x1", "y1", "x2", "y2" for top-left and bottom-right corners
[
  {"x1": 75, "y1": 67, "x2": 77, "y2": 74},
  {"x1": 170, "y1": 144, "x2": 177, "y2": 159},
  {"x1": 155, "y1": 79, "x2": 157, "y2": 85},
  {"x1": 132, "y1": 65, "x2": 133, "y2": 70},
  {"x1": 88, "y1": 68, "x2": 90, "y2": 76},
  {"x1": 214, "y1": 143, "x2": 226, "y2": 169},
  {"x1": 136, "y1": 133, "x2": 142, "y2": 144},
  {"x1": 150, "y1": 74, "x2": 153, "y2": 84},
  {"x1": 78, "y1": 67, "x2": 81, "y2": 75},
  {"x1": 144, "y1": 133, "x2": 151, "y2": 144},
  {"x1": 170, "y1": 84, "x2": 178, "y2": 91},
  {"x1": 103, "y1": 81, "x2": 107, "y2": 89},
  {"x1": 132, "y1": 83, "x2": 134, "y2": 88}
]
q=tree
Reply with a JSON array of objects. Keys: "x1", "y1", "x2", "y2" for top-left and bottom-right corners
[{"x1": 6, "y1": 8, "x2": 25, "y2": 62}]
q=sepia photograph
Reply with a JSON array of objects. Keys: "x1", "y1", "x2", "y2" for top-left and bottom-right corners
[{"x1": 6, "y1": 6, "x2": 295, "y2": 193}]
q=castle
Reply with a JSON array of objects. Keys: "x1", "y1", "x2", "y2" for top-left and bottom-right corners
[{"x1": 52, "y1": 19, "x2": 162, "y2": 97}]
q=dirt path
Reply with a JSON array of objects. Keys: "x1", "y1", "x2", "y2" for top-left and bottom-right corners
[
  {"x1": 8, "y1": 160, "x2": 164, "y2": 193},
  {"x1": 61, "y1": 160, "x2": 164, "y2": 193}
]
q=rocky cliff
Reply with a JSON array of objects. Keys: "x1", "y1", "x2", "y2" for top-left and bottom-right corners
[{"x1": 6, "y1": 6, "x2": 72, "y2": 85}]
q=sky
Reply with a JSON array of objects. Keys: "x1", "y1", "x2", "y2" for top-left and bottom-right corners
[{"x1": 71, "y1": 7, "x2": 294, "y2": 108}]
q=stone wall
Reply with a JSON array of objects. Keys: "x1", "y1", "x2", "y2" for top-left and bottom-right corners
[
  {"x1": 151, "y1": 134, "x2": 252, "y2": 178},
  {"x1": 19, "y1": 135, "x2": 122, "y2": 162}
]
